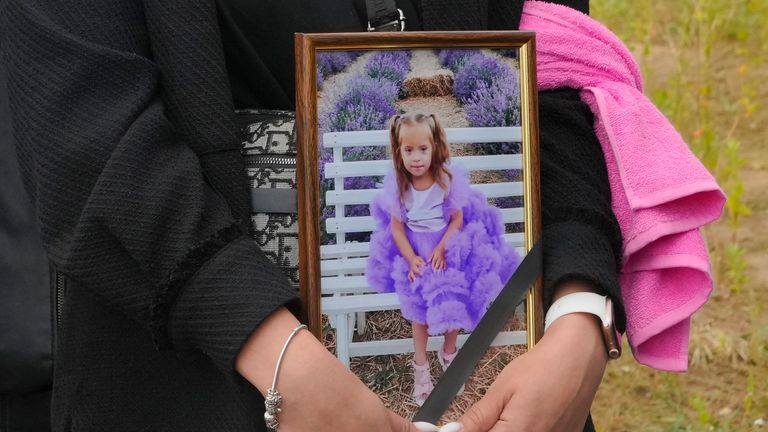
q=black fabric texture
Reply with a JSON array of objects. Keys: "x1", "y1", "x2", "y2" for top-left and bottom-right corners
[
  {"x1": 0, "y1": 391, "x2": 52, "y2": 432},
  {"x1": 421, "y1": 0, "x2": 489, "y2": 30},
  {"x1": 1, "y1": 1, "x2": 300, "y2": 430},
  {"x1": 0, "y1": 42, "x2": 53, "y2": 396},
  {"x1": 1, "y1": 0, "x2": 619, "y2": 430},
  {"x1": 539, "y1": 89, "x2": 625, "y2": 332}
]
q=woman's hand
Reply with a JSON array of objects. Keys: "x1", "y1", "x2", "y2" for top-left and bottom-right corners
[
  {"x1": 428, "y1": 243, "x2": 447, "y2": 271},
  {"x1": 236, "y1": 307, "x2": 421, "y2": 431},
  {"x1": 408, "y1": 255, "x2": 427, "y2": 281},
  {"x1": 456, "y1": 305, "x2": 609, "y2": 431}
]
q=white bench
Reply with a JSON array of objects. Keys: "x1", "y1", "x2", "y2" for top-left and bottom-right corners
[{"x1": 321, "y1": 127, "x2": 527, "y2": 367}]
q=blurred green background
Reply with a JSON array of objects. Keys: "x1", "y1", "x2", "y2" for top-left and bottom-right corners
[{"x1": 590, "y1": 1, "x2": 768, "y2": 430}]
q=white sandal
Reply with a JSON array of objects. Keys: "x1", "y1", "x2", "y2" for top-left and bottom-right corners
[
  {"x1": 412, "y1": 359, "x2": 434, "y2": 406},
  {"x1": 438, "y1": 347, "x2": 465, "y2": 395}
]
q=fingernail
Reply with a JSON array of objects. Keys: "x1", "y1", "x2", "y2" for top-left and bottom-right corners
[
  {"x1": 413, "y1": 422, "x2": 440, "y2": 431},
  {"x1": 439, "y1": 422, "x2": 464, "y2": 432}
]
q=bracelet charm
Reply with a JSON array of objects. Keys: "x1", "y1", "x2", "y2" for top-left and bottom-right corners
[
  {"x1": 264, "y1": 388, "x2": 282, "y2": 430},
  {"x1": 264, "y1": 323, "x2": 307, "y2": 431}
]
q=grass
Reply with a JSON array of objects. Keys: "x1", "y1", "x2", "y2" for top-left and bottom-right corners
[{"x1": 590, "y1": 1, "x2": 768, "y2": 430}]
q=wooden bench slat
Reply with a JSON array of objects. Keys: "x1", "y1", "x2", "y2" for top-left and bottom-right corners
[
  {"x1": 321, "y1": 275, "x2": 371, "y2": 293},
  {"x1": 319, "y1": 232, "x2": 524, "y2": 259},
  {"x1": 322, "y1": 292, "x2": 400, "y2": 314},
  {"x1": 323, "y1": 127, "x2": 522, "y2": 148},
  {"x1": 319, "y1": 242, "x2": 371, "y2": 258},
  {"x1": 320, "y1": 246, "x2": 526, "y2": 277},
  {"x1": 325, "y1": 154, "x2": 521, "y2": 178},
  {"x1": 326, "y1": 182, "x2": 523, "y2": 205},
  {"x1": 325, "y1": 208, "x2": 524, "y2": 234}
]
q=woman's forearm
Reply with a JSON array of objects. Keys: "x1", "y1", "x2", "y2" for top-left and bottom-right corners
[
  {"x1": 235, "y1": 306, "x2": 348, "y2": 395},
  {"x1": 235, "y1": 306, "x2": 307, "y2": 394},
  {"x1": 234, "y1": 307, "x2": 403, "y2": 431}
]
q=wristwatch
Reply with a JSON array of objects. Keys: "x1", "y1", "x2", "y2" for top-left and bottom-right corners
[{"x1": 544, "y1": 292, "x2": 622, "y2": 359}]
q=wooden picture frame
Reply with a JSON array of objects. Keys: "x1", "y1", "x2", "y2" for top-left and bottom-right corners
[{"x1": 295, "y1": 31, "x2": 541, "y2": 416}]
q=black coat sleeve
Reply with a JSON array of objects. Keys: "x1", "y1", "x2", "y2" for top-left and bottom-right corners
[
  {"x1": 540, "y1": 88, "x2": 627, "y2": 333},
  {"x1": 0, "y1": 1, "x2": 299, "y2": 377}
]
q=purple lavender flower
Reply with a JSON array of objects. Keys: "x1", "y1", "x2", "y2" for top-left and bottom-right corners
[
  {"x1": 345, "y1": 73, "x2": 400, "y2": 103},
  {"x1": 322, "y1": 81, "x2": 397, "y2": 132},
  {"x1": 437, "y1": 49, "x2": 481, "y2": 72},
  {"x1": 453, "y1": 54, "x2": 512, "y2": 103},
  {"x1": 465, "y1": 71, "x2": 521, "y2": 127},
  {"x1": 317, "y1": 51, "x2": 354, "y2": 76},
  {"x1": 366, "y1": 50, "x2": 411, "y2": 87}
]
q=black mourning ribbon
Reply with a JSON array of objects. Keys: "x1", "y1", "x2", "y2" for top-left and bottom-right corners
[{"x1": 413, "y1": 239, "x2": 542, "y2": 424}]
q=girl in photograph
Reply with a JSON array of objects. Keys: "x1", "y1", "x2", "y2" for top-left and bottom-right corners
[{"x1": 366, "y1": 113, "x2": 522, "y2": 406}]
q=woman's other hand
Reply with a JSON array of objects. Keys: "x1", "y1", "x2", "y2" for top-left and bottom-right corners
[
  {"x1": 236, "y1": 307, "x2": 421, "y2": 431},
  {"x1": 428, "y1": 243, "x2": 447, "y2": 271},
  {"x1": 409, "y1": 255, "x2": 427, "y2": 281},
  {"x1": 456, "y1": 281, "x2": 610, "y2": 432}
]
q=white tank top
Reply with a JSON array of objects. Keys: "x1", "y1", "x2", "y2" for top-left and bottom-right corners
[{"x1": 403, "y1": 182, "x2": 447, "y2": 232}]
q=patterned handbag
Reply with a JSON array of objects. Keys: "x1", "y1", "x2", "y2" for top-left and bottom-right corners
[{"x1": 237, "y1": 109, "x2": 300, "y2": 287}]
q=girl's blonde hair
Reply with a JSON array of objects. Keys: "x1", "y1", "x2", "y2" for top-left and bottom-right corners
[{"x1": 389, "y1": 113, "x2": 452, "y2": 200}]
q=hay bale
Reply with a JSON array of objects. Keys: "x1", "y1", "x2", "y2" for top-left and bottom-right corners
[{"x1": 402, "y1": 74, "x2": 454, "y2": 98}]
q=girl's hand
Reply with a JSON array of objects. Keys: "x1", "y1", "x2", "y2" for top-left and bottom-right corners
[
  {"x1": 408, "y1": 256, "x2": 427, "y2": 282},
  {"x1": 455, "y1": 313, "x2": 608, "y2": 432},
  {"x1": 428, "y1": 243, "x2": 446, "y2": 271},
  {"x1": 237, "y1": 308, "x2": 422, "y2": 432}
]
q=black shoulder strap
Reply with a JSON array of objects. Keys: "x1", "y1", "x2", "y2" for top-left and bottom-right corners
[{"x1": 365, "y1": 0, "x2": 406, "y2": 31}]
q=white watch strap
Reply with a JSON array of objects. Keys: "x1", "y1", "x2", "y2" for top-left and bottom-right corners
[{"x1": 544, "y1": 292, "x2": 606, "y2": 332}]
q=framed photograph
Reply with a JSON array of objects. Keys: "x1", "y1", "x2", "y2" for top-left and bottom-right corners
[{"x1": 295, "y1": 31, "x2": 541, "y2": 421}]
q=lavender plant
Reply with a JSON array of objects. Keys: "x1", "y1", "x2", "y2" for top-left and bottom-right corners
[
  {"x1": 465, "y1": 73, "x2": 521, "y2": 128},
  {"x1": 453, "y1": 54, "x2": 512, "y2": 103},
  {"x1": 316, "y1": 51, "x2": 364, "y2": 90},
  {"x1": 346, "y1": 72, "x2": 401, "y2": 103},
  {"x1": 463, "y1": 60, "x2": 521, "y2": 156},
  {"x1": 366, "y1": 50, "x2": 412, "y2": 87},
  {"x1": 322, "y1": 89, "x2": 396, "y2": 133},
  {"x1": 317, "y1": 51, "x2": 355, "y2": 76},
  {"x1": 437, "y1": 48, "x2": 481, "y2": 72}
]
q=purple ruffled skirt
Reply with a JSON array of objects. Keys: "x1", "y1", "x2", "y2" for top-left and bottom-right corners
[{"x1": 367, "y1": 221, "x2": 521, "y2": 336}]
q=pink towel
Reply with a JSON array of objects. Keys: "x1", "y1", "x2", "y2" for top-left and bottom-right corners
[{"x1": 520, "y1": 0, "x2": 726, "y2": 371}]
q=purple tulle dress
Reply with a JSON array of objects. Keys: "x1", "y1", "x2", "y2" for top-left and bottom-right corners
[{"x1": 366, "y1": 163, "x2": 522, "y2": 335}]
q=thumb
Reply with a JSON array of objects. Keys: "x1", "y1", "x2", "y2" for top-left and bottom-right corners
[
  {"x1": 456, "y1": 395, "x2": 504, "y2": 432},
  {"x1": 387, "y1": 411, "x2": 423, "y2": 432}
]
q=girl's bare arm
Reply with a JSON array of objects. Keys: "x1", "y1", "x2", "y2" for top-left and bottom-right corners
[
  {"x1": 438, "y1": 208, "x2": 463, "y2": 247},
  {"x1": 391, "y1": 216, "x2": 418, "y2": 261}
]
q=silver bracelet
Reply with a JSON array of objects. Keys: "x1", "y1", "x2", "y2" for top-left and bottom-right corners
[{"x1": 264, "y1": 323, "x2": 307, "y2": 431}]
